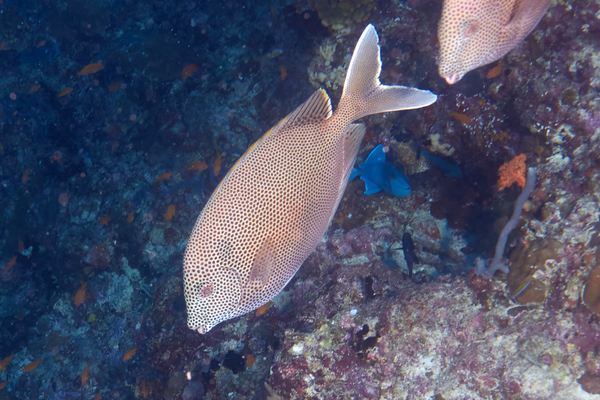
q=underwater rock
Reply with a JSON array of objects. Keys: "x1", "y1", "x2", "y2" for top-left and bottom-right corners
[
  {"x1": 308, "y1": 0, "x2": 375, "y2": 29},
  {"x1": 505, "y1": 239, "x2": 562, "y2": 304},
  {"x1": 578, "y1": 371, "x2": 600, "y2": 395},
  {"x1": 583, "y1": 264, "x2": 600, "y2": 315}
]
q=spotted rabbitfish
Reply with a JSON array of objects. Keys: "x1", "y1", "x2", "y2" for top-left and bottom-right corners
[
  {"x1": 183, "y1": 24, "x2": 437, "y2": 334},
  {"x1": 438, "y1": 0, "x2": 551, "y2": 84}
]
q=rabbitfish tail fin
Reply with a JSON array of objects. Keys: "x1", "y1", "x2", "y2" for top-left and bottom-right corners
[{"x1": 337, "y1": 24, "x2": 437, "y2": 122}]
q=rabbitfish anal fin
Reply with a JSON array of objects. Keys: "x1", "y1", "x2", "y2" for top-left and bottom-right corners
[{"x1": 341, "y1": 123, "x2": 366, "y2": 182}]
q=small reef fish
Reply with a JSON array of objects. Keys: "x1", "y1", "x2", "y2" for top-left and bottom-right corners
[
  {"x1": 81, "y1": 364, "x2": 90, "y2": 385},
  {"x1": 181, "y1": 64, "x2": 199, "y2": 80},
  {"x1": 349, "y1": 144, "x2": 410, "y2": 197},
  {"x1": 165, "y1": 204, "x2": 176, "y2": 222},
  {"x1": 57, "y1": 87, "x2": 73, "y2": 98},
  {"x1": 5, "y1": 256, "x2": 17, "y2": 271},
  {"x1": 99, "y1": 216, "x2": 111, "y2": 225},
  {"x1": 123, "y1": 346, "x2": 138, "y2": 362},
  {"x1": 280, "y1": 65, "x2": 287, "y2": 81},
  {"x1": 486, "y1": 64, "x2": 503, "y2": 79},
  {"x1": 141, "y1": 381, "x2": 149, "y2": 398},
  {"x1": 213, "y1": 152, "x2": 222, "y2": 177},
  {"x1": 437, "y1": 0, "x2": 552, "y2": 84},
  {"x1": 74, "y1": 282, "x2": 88, "y2": 307},
  {"x1": 449, "y1": 111, "x2": 473, "y2": 125},
  {"x1": 155, "y1": 172, "x2": 172, "y2": 182},
  {"x1": 22, "y1": 169, "x2": 30, "y2": 183},
  {"x1": 77, "y1": 63, "x2": 104, "y2": 78},
  {"x1": 333, "y1": 211, "x2": 344, "y2": 223},
  {"x1": 255, "y1": 301, "x2": 273, "y2": 316},
  {"x1": 421, "y1": 150, "x2": 463, "y2": 178},
  {"x1": 510, "y1": 279, "x2": 531, "y2": 298},
  {"x1": 246, "y1": 353, "x2": 255, "y2": 367},
  {"x1": 0, "y1": 382, "x2": 7, "y2": 390},
  {"x1": 401, "y1": 233, "x2": 419, "y2": 278},
  {"x1": 182, "y1": 24, "x2": 437, "y2": 334},
  {"x1": 23, "y1": 359, "x2": 41, "y2": 372},
  {"x1": 187, "y1": 162, "x2": 208, "y2": 172},
  {"x1": 0, "y1": 354, "x2": 14, "y2": 371}
]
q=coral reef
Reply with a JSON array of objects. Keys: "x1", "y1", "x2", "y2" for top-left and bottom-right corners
[
  {"x1": 309, "y1": 0, "x2": 375, "y2": 29},
  {"x1": 0, "y1": 0, "x2": 599, "y2": 399}
]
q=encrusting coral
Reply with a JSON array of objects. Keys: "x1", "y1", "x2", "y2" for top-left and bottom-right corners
[{"x1": 497, "y1": 153, "x2": 527, "y2": 191}]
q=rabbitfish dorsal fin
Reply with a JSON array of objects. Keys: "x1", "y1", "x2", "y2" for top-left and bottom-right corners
[{"x1": 284, "y1": 89, "x2": 332, "y2": 126}]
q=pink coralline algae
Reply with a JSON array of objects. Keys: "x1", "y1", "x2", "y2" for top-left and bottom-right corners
[{"x1": 267, "y1": 275, "x2": 595, "y2": 399}]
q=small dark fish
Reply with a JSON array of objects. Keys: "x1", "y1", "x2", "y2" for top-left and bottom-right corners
[
  {"x1": 401, "y1": 232, "x2": 419, "y2": 278},
  {"x1": 421, "y1": 150, "x2": 463, "y2": 179}
]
